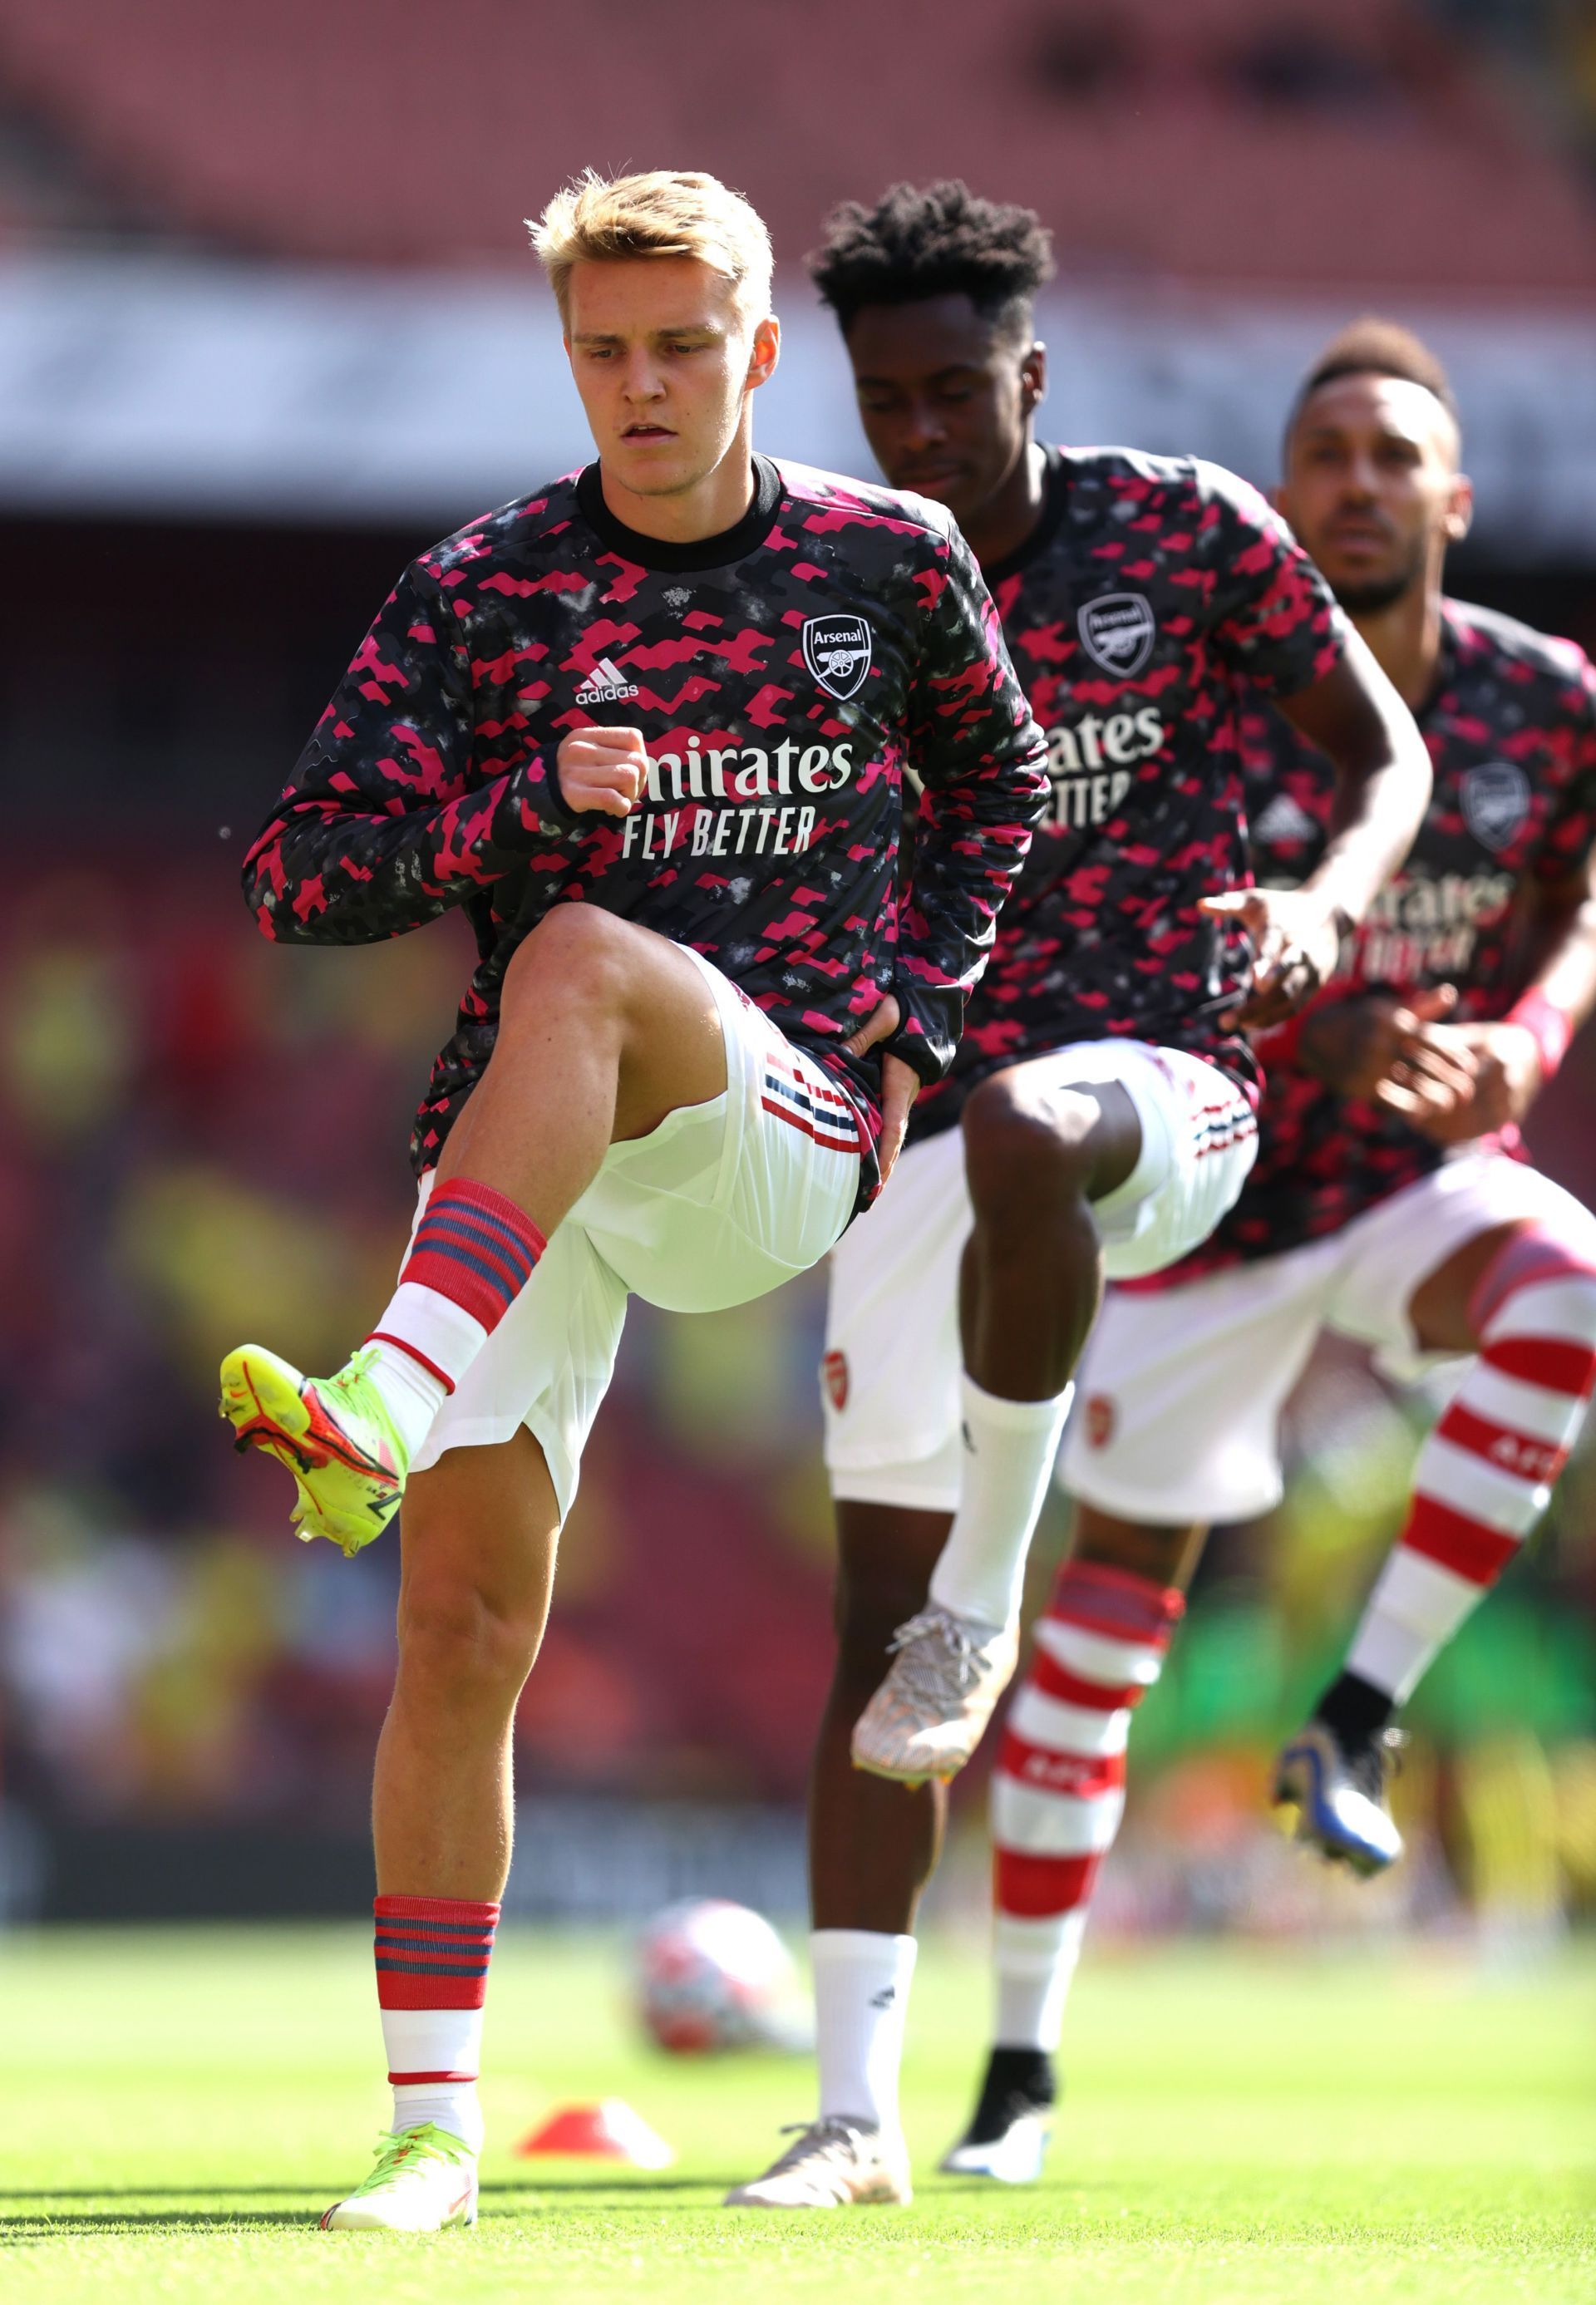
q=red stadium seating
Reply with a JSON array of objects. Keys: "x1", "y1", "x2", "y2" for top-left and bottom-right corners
[{"x1": 0, "y1": 0, "x2": 1592, "y2": 293}]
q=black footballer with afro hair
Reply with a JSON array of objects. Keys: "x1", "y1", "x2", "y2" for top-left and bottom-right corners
[{"x1": 809, "y1": 180, "x2": 1055, "y2": 345}]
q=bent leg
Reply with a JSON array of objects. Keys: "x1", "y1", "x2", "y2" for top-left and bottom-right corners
[
  {"x1": 226, "y1": 913, "x2": 730, "y2": 1545},
  {"x1": 957, "y1": 1241, "x2": 1320, "y2": 2168},
  {"x1": 856, "y1": 1050, "x2": 1251, "y2": 1788},
  {"x1": 435, "y1": 905, "x2": 728, "y2": 1238},
  {"x1": 1323, "y1": 1215, "x2": 1596, "y2": 1733},
  {"x1": 960, "y1": 1068, "x2": 1141, "y2": 1403},
  {"x1": 918, "y1": 1066, "x2": 1139, "y2": 1635}
]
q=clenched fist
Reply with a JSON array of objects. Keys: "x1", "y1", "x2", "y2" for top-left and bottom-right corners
[{"x1": 557, "y1": 726, "x2": 650, "y2": 817}]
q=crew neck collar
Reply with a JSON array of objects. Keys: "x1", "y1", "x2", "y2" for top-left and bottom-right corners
[
  {"x1": 982, "y1": 443, "x2": 1069, "y2": 586},
  {"x1": 576, "y1": 453, "x2": 784, "y2": 572},
  {"x1": 1413, "y1": 597, "x2": 1461, "y2": 722}
]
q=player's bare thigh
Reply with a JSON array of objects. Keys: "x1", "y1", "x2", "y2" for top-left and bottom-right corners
[{"x1": 437, "y1": 908, "x2": 729, "y2": 1185}]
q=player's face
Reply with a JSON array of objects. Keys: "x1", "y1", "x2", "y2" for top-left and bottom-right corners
[
  {"x1": 566, "y1": 256, "x2": 779, "y2": 500},
  {"x1": 843, "y1": 293, "x2": 1041, "y2": 529},
  {"x1": 1280, "y1": 373, "x2": 1470, "y2": 615}
]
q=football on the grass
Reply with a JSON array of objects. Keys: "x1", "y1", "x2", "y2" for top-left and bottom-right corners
[{"x1": 634, "y1": 1898, "x2": 803, "y2": 2053}]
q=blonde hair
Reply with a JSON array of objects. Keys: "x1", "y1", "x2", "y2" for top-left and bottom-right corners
[{"x1": 531, "y1": 169, "x2": 774, "y2": 328}]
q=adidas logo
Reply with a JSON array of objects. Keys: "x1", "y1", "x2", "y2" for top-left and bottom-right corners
[
  {"x1": 575, "y1": 656, "x2": 640, "y2": 706},
  {"x1": 1253, "y1": 790, "x2": 1318, "y2": 845}
]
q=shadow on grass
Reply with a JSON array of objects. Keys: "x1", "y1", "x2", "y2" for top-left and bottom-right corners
[
  {"x1": 2, "y1": 2189, "x2": 329, "y2": 2203},
  {"x1": 484, "y1": 2177, "x2": 733, "y2": 2197},
  {"x1": 2, "y1": 2211, "x2": 321, "y2": 2239},
  {"x1": 0, "y1": 2175, "x2": 745, "y2": 2242}
]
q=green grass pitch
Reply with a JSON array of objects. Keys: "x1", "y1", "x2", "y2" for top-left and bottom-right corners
[{"x1": 1, "y1": 1924, "x2": 1591, "y2": 2303}]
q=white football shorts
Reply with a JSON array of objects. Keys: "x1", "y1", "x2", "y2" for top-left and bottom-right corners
[
  {"x1": 823, "y1": 1041, "x2": 1259, "y2": 1511},
  {"x1": 410, "y1": 947, "x2": 863, "y2": 1520},
  {"x1": 1059, "y1": 1146, "x2": 1596, "y2": 1526}
]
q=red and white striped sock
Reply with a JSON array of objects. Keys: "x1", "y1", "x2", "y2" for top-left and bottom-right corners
[
  {"x1": 364, "y1": 1179, "x2": 546, "y2": 1457},
  {"x1": 990, "y1": 1560, "x2": 1183, "y2": 2050},
  {"x1": 374, "y1": 1893, "x2": 500, "y2": 2153},
  {"x1": 1347, "y1": 1228, "x2": 1596, "y2": 1706}
]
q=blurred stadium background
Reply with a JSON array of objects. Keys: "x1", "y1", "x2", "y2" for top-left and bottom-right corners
[{"x1": 1, "y1": 0, "x2": 1594, "y2": 1965}]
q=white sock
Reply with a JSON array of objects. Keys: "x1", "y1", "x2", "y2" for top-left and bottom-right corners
[
  {"x1": 392, "y1": 2078, "x2": 483, "y2": 2154},
  {"x1": 382, "y1": 2005, "x2": 485, "y2": 2154},
  {"x1": 929, "y1": 1374, "x2": 1075, "y2": 1626},
  {"x1": 993, "y1": 1910, "x2": 1088, "y2": 2052},
  {"x1": 1346, "y1": 1546, "x2": 1485, "y2": 1705},
  {"x1": 366, "y1": 1337, "x2": 451, "y2": 1461},
  {"x1": 811, "y1": 1928, "x2": 917, "y2": 2135}
]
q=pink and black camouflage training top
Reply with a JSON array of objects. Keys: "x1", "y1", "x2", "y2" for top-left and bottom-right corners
[
  {"x1": 909, "y1": 444, "x2": 1347, "y2": 1140},
  {"x1": 243, "y1": 455, "x2": 1047, "y2": 1183},
  {"x1": 1157, "y1": 598, "x2": 1596, "y2": 1278}
]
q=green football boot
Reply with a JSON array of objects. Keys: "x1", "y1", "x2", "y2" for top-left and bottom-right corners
[
  {"x1": 219, "y1": 1342, "x2": 408, "y2": 1557},
  {"x1": 320, "y1": 2125, "x2": 478, "y2": 2231}
]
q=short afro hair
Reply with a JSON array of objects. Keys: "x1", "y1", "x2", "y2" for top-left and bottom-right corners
[
  {"x1": 809, "y1": 180, "x2": 1054, "y2": 341},
  {"x1": 1287, "y1": 315, "x2": 1460, "y2": 448}
]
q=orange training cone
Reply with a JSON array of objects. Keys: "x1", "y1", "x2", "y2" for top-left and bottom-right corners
[{"x1": 515, "y1": 2098, "x2": 675, "y2": 2169}]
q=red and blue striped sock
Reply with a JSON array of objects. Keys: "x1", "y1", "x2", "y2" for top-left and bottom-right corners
[
  {"x1": 365, "y1": 1179, "x2": 546, "y2": 1453},
  {"x1": 375, "y1": 1894, "x2": 500, "y2": 2152}
]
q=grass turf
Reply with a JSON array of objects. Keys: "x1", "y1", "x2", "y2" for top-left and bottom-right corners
[{"x1": 0, "y1": 1924, "x2": 1591, "y2": 2303}]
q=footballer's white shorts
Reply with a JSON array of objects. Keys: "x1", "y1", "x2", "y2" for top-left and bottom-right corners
[
  {"x1": 823, "y1": 1042, "x2": 1258, "y2": 1512},
  {"x1": 409, "y1": 948, "x2": 862, "y2": 1520},
  {"x1": 1060, "y1": 1146, "x2": 1596, "y2": 1527}
]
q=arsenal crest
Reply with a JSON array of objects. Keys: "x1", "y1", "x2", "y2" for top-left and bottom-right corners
[
  {"x1": 1078, "y1": 593, "x2": 1156, "y2": 678},
  {"x1": 1085, "y1": 1394, "x2": 1116, "y2": 1449},
  {"x1": 821, "y1": 1350, "x2": 850, "y2": 1412},
  {"x1": 802, "y1": 614, "x2": 874, "y2": 701},
  {"x1": 1460, "y1": 760, "x2": 1530, "y2": 853}
]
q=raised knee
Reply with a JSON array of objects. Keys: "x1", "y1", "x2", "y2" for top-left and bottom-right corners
[
  {"x1": 961, "y1": 1073, "x2": 1096, "y2": 1216},
  {"x1": 397, "y1": 1575, "x2": 543, "y2": 1709},
  {"x1": 502, "y1": 902, "x2": 632, "y2": 1016}
]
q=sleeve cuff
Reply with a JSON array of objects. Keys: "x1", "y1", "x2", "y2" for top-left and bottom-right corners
[{"x1": 511, "y1": 749, "x2": 584, "y2": 840}]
